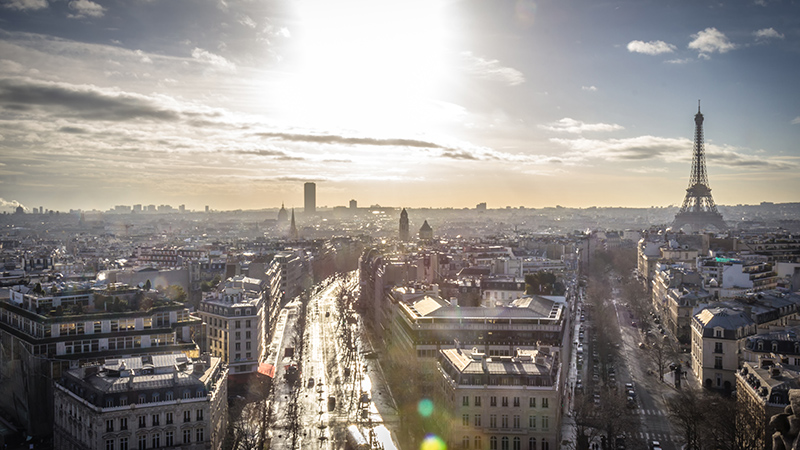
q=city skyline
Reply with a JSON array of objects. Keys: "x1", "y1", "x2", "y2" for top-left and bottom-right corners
[{"x1": 1, "y1": 0, "x2": 799, "y2": 213}]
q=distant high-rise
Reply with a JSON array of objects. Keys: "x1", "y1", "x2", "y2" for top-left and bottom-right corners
[
  {"x1": 304, "y1": 182, "x2": 316, "y2": 214},
  {"x1": 350, "y1": 199, "x2": 357, "y2": 210},
  {"x1": 399, "y1": 208, "x2": 409, "y2": 241},
  {"x1": 672, "y1": 102, "x2": 727, "y2": 231}
]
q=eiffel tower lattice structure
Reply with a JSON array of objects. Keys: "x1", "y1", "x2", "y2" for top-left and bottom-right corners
[{"x1": 672, "y1": 102, "x2": 728, "y2": 231}]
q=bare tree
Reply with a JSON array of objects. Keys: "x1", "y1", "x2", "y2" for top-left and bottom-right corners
[
  {"x1": 645, "y1": 335, "x2": 677, "y2": 382},
  {"x1": 666, "y1": 388, "x2": 705, "y2": 450}
]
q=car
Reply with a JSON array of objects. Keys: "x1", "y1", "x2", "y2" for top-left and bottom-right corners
[
  {"x1": 638, "y1": 342, "x2": 646, "y2": 349},
  {"x1": 625, "y1": 382, "x2": 634, "y2": 390},
  {"x1": 651, "y1": 441, "x2": 661, "y2": 450},
  {"x1": 631, "y1": 321, "x2": 637, "y2": 327}
]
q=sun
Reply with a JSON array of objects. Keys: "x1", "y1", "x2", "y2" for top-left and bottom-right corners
[{"x1": 283, "y1": 0, "x2": 452, "y2": 135}]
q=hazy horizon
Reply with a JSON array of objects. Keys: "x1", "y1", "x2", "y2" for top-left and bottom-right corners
[{"x1": 2, "y1": 0, "x2": 799, "y2": 213}]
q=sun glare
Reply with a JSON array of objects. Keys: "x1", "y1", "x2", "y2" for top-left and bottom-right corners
[{"x1": 286, "y1": 0, "x2": 451, "y2": 134}]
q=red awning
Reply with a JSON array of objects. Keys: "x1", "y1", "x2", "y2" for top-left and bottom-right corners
[{"x1": 257, "y1": 363, "x2": 276, "y2": 378}]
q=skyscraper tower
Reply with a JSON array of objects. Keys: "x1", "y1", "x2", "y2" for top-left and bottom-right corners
[
  {"x1": 399, "y1": 208, "x2": 409, "y2": 241},
  {"x1": 672, "y1": 102, "x2": 727, "y2": 231},
  {"x1": 304, "y1": 182, "x2": 316, "y2": 214}
]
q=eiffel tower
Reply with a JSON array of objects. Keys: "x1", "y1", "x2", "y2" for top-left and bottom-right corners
[{"x1": 672, "y1": 102, "x2": 727, "y2": 231}]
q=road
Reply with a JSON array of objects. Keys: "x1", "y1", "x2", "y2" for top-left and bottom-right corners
[
  {"x1": 268, "y1": 274, "x2": 400, "y2": 450},
  {"x1": 610, "y1": 291, "x2": 682, "y2": 449}
]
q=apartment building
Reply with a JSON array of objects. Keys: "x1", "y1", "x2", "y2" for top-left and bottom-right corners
[
  {"x1": 197, "y1": 276, "x2": 266, "y2": 375},
  {"x1": 53, "y1": 353, "x2": 227, "y2": 450},
  {"x1": 436, "y1": 347, "x2": 561, "y2": 450}
]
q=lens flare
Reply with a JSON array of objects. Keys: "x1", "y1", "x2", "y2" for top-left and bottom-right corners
[
  {"x1": 420, "y1": 434, "x2": 447, "y2": 450},
  {"x1": 417, "y1": 398, "x2": 434, "y2": 417}
]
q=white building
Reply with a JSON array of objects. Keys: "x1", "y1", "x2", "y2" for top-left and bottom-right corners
[
  {"x1": 197, "y1": 276, "x2": 266, "y2": 375},
  {"x1": 53, "y1": 353, "x2": 227, "y2": 450}
]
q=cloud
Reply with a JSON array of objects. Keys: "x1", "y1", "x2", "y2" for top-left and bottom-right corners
[
  {"x1": 688, "y1": 28, "x2": 736, "y2": 58},
  {"x1": 67, "y1": 0, "x2": 105, "y2": 18},
  {"x1": 0, "y1": 77, "x2": 180, "y2": 121},
  {"x1": 135, "y1": 50, "x2": 152, "y2": 64},
  {"x1": 0, "y1": 197, "x2": 26, "y2": 213},
  {"x1": 539, "y1": 118, "x2": 624, "y2": 134},
  {"x1": 58, "y1": 126, "x2": 87, "y2": 133},
  {"x1": 256, "y1": 132, "x2": 446, "y2": 149},
  {"x1": 754, "y1": 28, "x2": 784, "y2": 41},
  {"x1": 792, "y1": 117, "x2": 800, "y2": 125},
  {"x1": 550, "y1": 135, "x2": 797, "y2": 170},
  {"x1": 238, "y1": 15, "x2": 257, "y2": 29},
  {"x1": 461, "y1": 51, "x2": 525, "y2": 86},
  {"x1": 626, "y1": 40, "x2": 676, "y2": 55},
  {"x1": 2, "y1": 0, "x2": 47, "y2": 10},
  {"x1": 191, "y1": 48, "x2": 236, "y2": 72},
  {"x1": 665, "y1": 58, "x2": 692, "y2": 65},
  {"x1": 582, "y1": 86, "x2": 597, "y2": 92}
]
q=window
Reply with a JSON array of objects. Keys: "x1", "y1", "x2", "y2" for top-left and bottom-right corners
[
  {"x1": 166, "y1": 412, "x2": 173, "y2": 425},
  {"x1": 235, "y1": 342, "x2": 241, "y2": 351},
  {"x1": 183, "y1": 390, "x2": 191, "y2": 399},
  {"x1": 152, "y1": 393, "x2": 159, "y2": 402},
  {"x1": 529, "y1": 397, "x2": 536, "y2": 408},
  {"x1": 120, "y1": 397, "x2": 127, "y2": 406},
  {"x1": 120, "y1": 418, "x2": 127, "y2": 431},
  {"x1": 184, "y1": 410, "x2": 191, "y2": 423},
  {"x1": 235, "y1": 332, "x2": 241, "y2": 340},
  {"x1": 542, "y1": 398, "x2": 548, "y2": 408},
  {"x1": 106, "y1": 440, "x2": 115, "y2": 450},
  {"x1": 106, "y1": 398, "x2": 115, "y2": 407},
  {"x1": 183, "y1": 429, "x2": 191, "y2": 444},
  {"x1": 513, "y1": 415, "x2": 520, "y2": 429},
  {"x1": 196, "y1": 428, "x2": 204, "y2": 442},
  {"x1": 502, "y1": 437, "x2": 509, "y2": 450},
  {"x1": 501, "y1": 415, "x2": 508, "y2": 428},
  {"x1": 246, "y1": 319, "x2": 251, "y2": 327},
  {"x1": 138, "y1": 394, "x2": 146, "y2": 404},
  {"x1": 502, "y1": 396, "x2": 508, "y2": 407},
  {"x1": 715, "y1": 356, "x2": 723, "y2": 369},
  {"x1": 474, "y1": 414, "x2": 481, "y2": 427},
  {"x1": 152, "y1": 414, "x2": 159, "y2": 426},
  {"x1": 513, "y1": 437, "x2": 520, "y2": 450},
  {"x1": 490, "y1": 436, "x2": 498, "y2": 450},
  {"x1": 246, "y1": 330, "x2": 251, "y2": 339},
  {"x1": 106, "y1": 419, "x2": 114, "y2": 432},
  {"x1": 165, "y1": 431, "x2": 174, "y2": 447},
  {"x1": 152, "y1": 433, "x2": 160, "y2": 448},
  {"x1": 138, "y1": 435, "x2": 146, "y2": 450},
  {"x1": 542, "y1": 416, "x2": 549, "y2": 430},
  {"x1": 463, "y1": 396, "x2": 470, "y2": 406},
  {"x1": 138, "y1": 415, "x2": 146, "y2": 428},
  {"x1": 542, "y1": 440, "x2": 549, "y2": 450},
  {"x1": 475, "y1": 396, "x2": 482, "y2": 406},
  {"x1": 119, "y1": 437, "x2": 128, "y2": 450},
  {"x1": 714, "y1": 342, "x2": 723, "y2": 353},
  {"x1": 235, "y1": 320, "x2": 241, "y2": 329},
  {"x1": 490, "y1": 414, "x2": 497, "y2": 428},
  {"x1": 166, "y1": 391, "x2": 173, "y2": 401},
  {"x1": 463, "y1": 436, "x2": 471, "y2": 449},
  {"x1": 490, "y1": 396, "x2": 497, "y2": 407},
  {"x1": 463, "y1": 414, "x2": 469, "y2": 426},
  {"x1": 529, "y1": 416, "x2": 536, "y2": 429},
  {"x1": 715, "y1": 329, "x2": 723, "y2": 338},
  {"x1": 513, "y1": 397, "x2": 520, "y2": 407},
  {"x1": 529, "y1": 437, "x2": 536, "y2": 450},
  {"x1": 196, "y1": 409, "x2": 203, "y2": 421},
  {"x1": 475, "y1": 436, "x2": 482, "y2": 450}
]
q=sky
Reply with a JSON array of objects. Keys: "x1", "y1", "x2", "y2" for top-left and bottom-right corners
[{"x1": 1, "y1": 0, "x2": 799, "y2": 212}]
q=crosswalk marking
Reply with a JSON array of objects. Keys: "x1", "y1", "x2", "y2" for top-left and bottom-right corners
[{"x1": 635, "y1": 408, "x2": 665, "y2": 416}]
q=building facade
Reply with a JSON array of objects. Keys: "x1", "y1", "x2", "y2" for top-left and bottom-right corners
[{"x1": 53, "y1": 353, "x2": 227, "y2": 450}]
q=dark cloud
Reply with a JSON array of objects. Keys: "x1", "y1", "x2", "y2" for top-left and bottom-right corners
[
  {"x1": 256, "y1": 132, "x2": 444, "y2": 149},
  {"x1": 0, "y1": 77, "x2": 179, "y2": 121},
  {"x1": 440, "y1": 150, "x2": 481, "y2": 160},
  {"x1": 58, "y1": 126, "x2": 86, "y2": 134}
]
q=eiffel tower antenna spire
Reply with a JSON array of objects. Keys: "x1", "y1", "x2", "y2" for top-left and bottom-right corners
[{"x1": 672, "y1": 102, "x2": 727, "y2": 231}]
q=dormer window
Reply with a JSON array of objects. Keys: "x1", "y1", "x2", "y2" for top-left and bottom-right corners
[
  {"x1": 714, "y1": 328, "x2": 723, "y2": 338},
  {"x1": 758, "y1": 340, "x2": 764, "y2": 351},
  {"x1": 773, "y1": 342, "x2": 779, "y2": 353}
]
